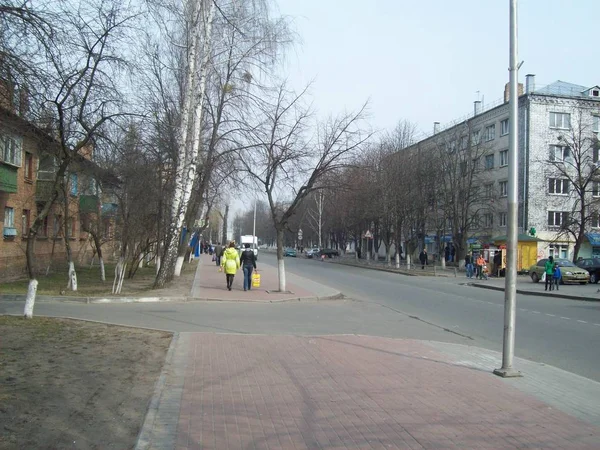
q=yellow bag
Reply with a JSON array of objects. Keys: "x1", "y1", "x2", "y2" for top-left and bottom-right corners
[{"x1": 252, "y1": 272, "x2": 261, "y2": 288}]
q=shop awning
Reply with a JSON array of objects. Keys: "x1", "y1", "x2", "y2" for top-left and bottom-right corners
[
  {"x1": 585, "y1": 233, "x2": 600, "y2": 246},
  {"x1": 492, "y1": 233, "x2": 541, "y2": 242}
]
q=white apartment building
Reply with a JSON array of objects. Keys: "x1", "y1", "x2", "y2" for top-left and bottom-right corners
[{"x1": 412, "y1": 75, "x2": 600, "y2": 265}]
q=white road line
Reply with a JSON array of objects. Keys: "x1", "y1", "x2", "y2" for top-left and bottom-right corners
[
  {"x1": 546, "y1": 314, "x2": 555, "y2": 317},
  {"x1": 577, "y1": 320, "x2": 588, "y2": 324},
  {"x1": 594, "y1": 323, "x2": 600, "y2": 327},
  {"x1": 520, "y1": 308, "x2": 528, "y2": 312},
  {"x1": 560, "y1": 316, "x2": 570, "y2": 320},
  {"x1": 531, "y1": 311, "x2": 540, "y2": 314}
]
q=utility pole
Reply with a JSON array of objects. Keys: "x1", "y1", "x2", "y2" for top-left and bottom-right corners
[
  {"x1": 494, "y1": 0, "x2": 522, "y2": 378},
  {"x1": 252, "y1": 199, "x2": 257, "y2": 251}
]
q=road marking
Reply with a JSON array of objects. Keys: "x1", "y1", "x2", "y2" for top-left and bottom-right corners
[
  {"x1": 560, "y1": 316, "x2": 570, "y2": 320},
  {"x1": 531, "y1": 311, "x2": 540, "y2": 314},
  {"x1": 520, "y1": 308, "x2": 529, "y2": 312},
  {"x1": 577, "y1": 320, "x2": 588, "y2": 324},
  {"x1": 546, "y1": 314, "x2": 555, "y2": 317},
  {"x1": 594, "y1": 323, "x2": 600, "y2": 327}
]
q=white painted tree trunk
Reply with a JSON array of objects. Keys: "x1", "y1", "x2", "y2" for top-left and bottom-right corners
[
  {"x1": 156, "y1": 256, "x2": 161, "y2": 275},
  {"x1": 139, "y1": 257, "x2": 144, "y2": 269},
  {"x1": 67, "y1": 261, "x2": 78, "y2": 291},
  {"x1": 174, "y1": 256, "x2": 185, "y2": 277},
  {"x1": 395, "y1": 252, "x2": 400, "y2": 269},
  {"x1": 99, "y1": 257, "x2": 105, "y2": 282},
  {"x1": 278, "y1": 258, "x2": 286, "y2": 292},
  {"x1": 441, "y1": 255, "x2": 446, "y2": 269},
  {"x1": 23, "y1": 279, "x2": 38, "y2": 319},
  {"x1": 407, "y1": 254, "x2": 411, "y2": 270},
  {"x1": 112, "y1": 257, "x2": 126, "y2": 294}
]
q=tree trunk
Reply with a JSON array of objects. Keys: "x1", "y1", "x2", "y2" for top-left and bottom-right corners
[
  {"x1": 276, "y1": 227, "x2": 286, "y2": 292},
  {"x1": 99, "y1": 257, "x2": 105, "y2": 282},
  {"x1": 112, "y1": 257, "x2": 126, "y2": 294},
  {"x1": 395, "y1": 251, "x2": 400, "y2": 269},
  {"x1": 406, "y1": 254, "x2": 412, "y2": 270},
  {"x1": 222, "y1": 205, "x2": 229, "y2": 243}
]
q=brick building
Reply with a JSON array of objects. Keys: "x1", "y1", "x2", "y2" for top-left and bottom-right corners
[
  {"x1": 0, "y1": 102, "x2": 113, "y2": 280},
  {"x1": 398, "y1": 75, "x2": 600, "y2": 268}
]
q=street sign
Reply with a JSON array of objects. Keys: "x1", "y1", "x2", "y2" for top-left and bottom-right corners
[
  {"x1": 364, "y1": 230, "x2": 372, "y2": 239},
  {"x1": 298, "y1": 228, "x2": 303, "y2": 241}
]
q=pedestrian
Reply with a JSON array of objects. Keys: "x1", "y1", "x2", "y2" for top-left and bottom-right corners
[
  {"x1": 476, "y1": 254, "x2": 486, "y2": 279},
  {"x1": 240, "y1": 243, "x2": 257, "y2": 291},
  {"x1": 544, "y1": 256, "x2": 554, "y2": 291},
  {"x1": 552, "y1": 262, "x2": 561, "y2": 291},
  {"x1": 465, "y1": 253, "x2": 473, "y2": 278},
  {"x1": 419, "y1": 248, "x2": 428, "y2": 270},
  {"x1": 493, "y1": 251, "x2": 502, "y2": 277},
  {"x1": 221, "y1": 241, "x2": 240, "y2": 291},
  {"x1": 214, "y1": 242, "x2": 223, "y2": 266}
]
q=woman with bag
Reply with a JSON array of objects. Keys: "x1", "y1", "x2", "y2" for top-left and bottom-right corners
[{"x1": 221, "y1": 241, "x2": 240, "y2": 291}]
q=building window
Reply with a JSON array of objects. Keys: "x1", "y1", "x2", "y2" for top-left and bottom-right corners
[
  {"x1": 36, "y1": 204, "x2": 48, "y2": 237},
  {"x1": 593, "y1": 115, "x2": 599, "y2": 133},
  {"x1": 594, "y1": 146, "x2": 599, "y2": 164},
  {"x1": 483, "y1": 213, "x2": 493, "y2": 228},
  {"x1": 549, "y1": 145, "x2": 570, "y2": 162},
  {"x1": 485, "y1": 154, "x2": 495, "y2": 170},
  {"x1": 593, "y1": 181, "x2": 600, "y2": 197},
  {"x1": 3, "y1": 207, "x2": 15, "y2": 237},
  {"x1": 24, "y1": 152, "x2": 34, "y2": 180},
  {"x1": 500, "y1": 150, "x2": 508, "y2": 167},
  {"x1": 22, "y1": 209, "x2": 30, "y2": 237},
  {"x1": 484, "y1": 183, "x2": 494, "y2": 199},
  {"x1": 53, "y1": 214, "x2": 62, "y2": 237},
  {"x1": 548, "y1": 245, "x2": 568, "y2": 260},
  {"x1": 500, "y1": 119, "x2": 509, "y2": 136},
  {"x1": 549, "y1": 112, "x2": 571, "y2": 129},
  {"x1": 485, "y1": 124, "x2": 496, "y2": 141},
  {"x1": 460, "y1": 136, "x2": 468, "y2": 150},
  {"x1": 592, "y1": 213, "x2": 600, "y2": 228},
  {"x1": 472, "y1": 130, "x2": 481, "y2": 145},
  {"x1": 499, "y1": 212, "x2": 507, "y2": 227},
  {"x1": 0, "y1": 134, "x2": 23, "y2": 167},
  {"x1": 547, "y1": 210, "x2": 569, "y2": 227},
  {"x1": 549, "y1": 178, "x2": 569, "y2": 195},
  {"x1": 66, "y1": 217, "x2": 76, "y2": 238},
  {"x1": 499, "y1": 180, "x2": 508, "y2": 197},
  {"x1": 70, "y1": 173, "x2": 78, "y2": 196}
]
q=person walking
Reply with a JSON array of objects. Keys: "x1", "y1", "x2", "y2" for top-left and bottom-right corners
[
  {"x1": 544, "y1": 256, "x2": 554, "y2": 291},
  {"x1": 240, "y1": 243, "x2": 257, "y2": 291},
  {"x1": 465, "y1": 253, "x2": 473, "y2": 278},
  {"x1": 476, "y1": 254, "x2": 486, "y2": 279},
  {"x1": 214, "y1": 242, "x2": 223, "y2": 266},
  {"x1": 221, "y1": 241, "x2": 240, "y2": 291},
  {"x1": 419, "y1": 249, "x2": 428, "y2": 270},
  {"x1": 552, "y1": 262, "x2": 561, "y2": 291}
]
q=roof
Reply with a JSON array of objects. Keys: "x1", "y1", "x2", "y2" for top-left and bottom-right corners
[
  {"x1": 533, "y1": 80, "x2": 598, "y2": 99},
  {"x1": 492, "y1": 233, "x2": 541, "y2": 242}
]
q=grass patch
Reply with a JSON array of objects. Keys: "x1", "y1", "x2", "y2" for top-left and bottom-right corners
[{"x1": 0, "y1": 263, "x2": 160, "y2": 296}]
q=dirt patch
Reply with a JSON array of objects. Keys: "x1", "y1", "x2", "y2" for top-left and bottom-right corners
[{"x1": 0, "y1": 316, "x2": 172, "y2": 449}]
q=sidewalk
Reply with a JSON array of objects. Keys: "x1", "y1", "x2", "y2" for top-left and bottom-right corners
[
  {"x1": 189, "y1": 255, "x2": 340, "y2": 302},
  {"x1": 137, "y1": 333, "x2": 600, "y2": 450}
]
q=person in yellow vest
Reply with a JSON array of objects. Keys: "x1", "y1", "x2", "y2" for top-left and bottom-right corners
[{"x1": 221, "y1": 241, "x2": 240, "y2": 291}]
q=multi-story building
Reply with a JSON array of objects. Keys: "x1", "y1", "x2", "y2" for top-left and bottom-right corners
[
  {"x1": 0, "y1": 96, "x2": 112, "y2": 279},
  {"x1": 403, "y1": 75, "x2": 600, "y2": 268}
]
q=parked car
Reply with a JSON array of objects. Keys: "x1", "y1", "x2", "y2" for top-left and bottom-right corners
[
  {"x1": 306, "y1": 247, "x2": 320, "y2": 258},
  {"x1": 529, "y1": 258, "x2": 589, "y2": 284},
  {"x1": 284, "y1": 248, "x2": 297, "y2": 257},
  {"x1": 575, "y1": 258, "x2": 600, "y2": 283},
  {"x1": 317, "y1": 248, "x2": 339, "y2": 258}
]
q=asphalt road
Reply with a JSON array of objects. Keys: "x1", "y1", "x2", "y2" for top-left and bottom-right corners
[{"x1": 275, "y1": 253, "x2": 600, "y2": 382}]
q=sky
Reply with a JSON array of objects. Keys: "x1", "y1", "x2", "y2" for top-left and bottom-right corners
[{"x1": 274, "y1": 0, "x2": 600, "y2": 138}]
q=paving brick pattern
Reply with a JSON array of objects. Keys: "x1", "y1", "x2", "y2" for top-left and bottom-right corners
[{"x1": 174, "y1": 334, "x2": 599, "y2": 449}]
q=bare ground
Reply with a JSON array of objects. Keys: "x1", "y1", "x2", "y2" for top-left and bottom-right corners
[{"x1": 0, "y1": 316, "x2": 172, "y2": 450}]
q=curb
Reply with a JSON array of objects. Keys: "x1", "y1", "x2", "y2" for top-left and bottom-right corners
[
  {"x1": 469, "y1": 282, "x2": 600, "y2": 302},
  {"x1": 0, "y1": 292, "x2": 344, "y2": 304},
  {"x1": 330, "y1": 259, "x2": 453, "y2": 278}
]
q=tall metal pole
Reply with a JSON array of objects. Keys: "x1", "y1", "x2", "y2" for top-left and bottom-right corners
[
  {"x1": 494, "y1": 0, "x2": 522, "y2": 378},
  {"x1": 252, "y1": 199, "x2": 257, "y2": 250}
]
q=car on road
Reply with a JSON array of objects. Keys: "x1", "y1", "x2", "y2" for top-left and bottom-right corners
[
  {"x1": 284, "y1": 248, "x2": 297, "y2": 257},
  {"x1": 575, "y1": 258, "x2": 600, "y2": 283},
  {"x1": 305, "y1": 247, "x2": 320, "y2": 258},
  {"x1": 317, "y1": 248, "x2": 340, "y2": 258},
  {"x1": 529, "y1": 258, "x2": 589, "y2": 284}
]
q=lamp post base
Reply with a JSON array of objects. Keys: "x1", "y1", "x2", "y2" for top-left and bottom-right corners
[{"x1": 493, "y1": 367, "x2": 523, "y2": 378}]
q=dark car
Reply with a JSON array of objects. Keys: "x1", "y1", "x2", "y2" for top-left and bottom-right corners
[
  {"x1": 576, "y1": 258, "x2": 600, "y2": 283},
  {"x1": 529, "y1": 258, "x2": 589, "y2": 284},
  {"x1": 317, "y1": 248, "x2": 339, "y2": 258}
]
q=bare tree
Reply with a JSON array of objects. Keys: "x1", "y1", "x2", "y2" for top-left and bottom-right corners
[{"x1": 236, "y1": 82, "x2": 371, "y2": 291}]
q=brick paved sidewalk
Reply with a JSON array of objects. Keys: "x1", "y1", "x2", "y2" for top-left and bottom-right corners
[
  {"x1": 189, "y1": 255, "x2": 340, "y2": 302},
  {"x1": 137, "y1": 334, "x2": 600, "y2": 450}
]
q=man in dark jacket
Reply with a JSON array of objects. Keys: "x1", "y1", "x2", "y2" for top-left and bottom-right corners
[
  {"x1": 240, "y1": 243, "x2": 257, "y2": 291},
  {"x1": 419, "y1": 249, "x2": 428, "y2": 270},
  {"x1": 214, "y1": 242, "x2": 223, "y2": 266}
]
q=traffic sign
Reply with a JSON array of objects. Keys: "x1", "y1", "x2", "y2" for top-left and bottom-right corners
[{"x1": 364, "y1": 230, "x2": 372, "y2": 239}]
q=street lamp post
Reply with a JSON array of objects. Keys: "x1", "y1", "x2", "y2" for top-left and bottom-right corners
[{"x1": 494, "y1": 0, "x2": 522, "y2": 378}]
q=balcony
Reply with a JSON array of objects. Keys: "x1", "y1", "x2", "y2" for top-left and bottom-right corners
[{"x1": 0, "y1": 164, "x2": 18, "y2": 193}]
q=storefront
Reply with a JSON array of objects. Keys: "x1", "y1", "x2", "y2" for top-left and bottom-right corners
[
  {"x1": 492, "y1": 234, "x2": 540, "y2": 272},
  {"x1": 581, "y1": 233, "x2": 600, "y2": 259}
]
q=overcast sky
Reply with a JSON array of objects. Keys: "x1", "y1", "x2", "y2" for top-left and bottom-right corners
[{"x1": 275, "y1": 0, "x2": 599, "y2": 138}]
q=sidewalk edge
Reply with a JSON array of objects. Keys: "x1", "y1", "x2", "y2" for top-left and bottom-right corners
[{"x1": 470, "y1": 282, "x2": 600, "y2": 302}]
